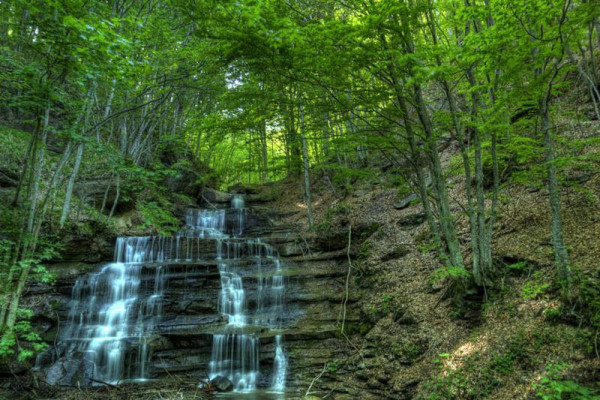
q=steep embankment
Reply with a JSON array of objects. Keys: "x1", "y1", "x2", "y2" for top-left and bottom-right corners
[{"x1": 258, "y1": 135, "x2": 600, "y2": 398}]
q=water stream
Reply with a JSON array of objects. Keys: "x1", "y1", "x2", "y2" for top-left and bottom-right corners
[{"x1": 47, "y1": 195, "x2": 289, "y2": 393}]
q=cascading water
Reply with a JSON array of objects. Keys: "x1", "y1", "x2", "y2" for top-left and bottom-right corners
[
  {"x1": 208, "y1": 195, "x2": 288, "y2": 392},
  {"x1": 48, "y1": 193, "x2": 288, "y2": 393}
]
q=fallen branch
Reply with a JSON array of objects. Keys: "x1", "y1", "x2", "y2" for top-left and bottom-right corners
[
  {"x1": 340, "y1": 225, "x2": 352, "y2": 333},
  {"x1": 305, "y1": 363, "x2": 327, "y2": 397},
  {"x1": 201, "y1": 194, "x2": 218, "y2": 210}
]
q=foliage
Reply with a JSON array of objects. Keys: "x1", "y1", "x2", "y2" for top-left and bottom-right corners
[
  {"x1": 534, "y1": 363, "x2": 600, "y2": 400},
  {"x1": 522, "y1": 271, "x2": 552, "y2": 300},
  {"x1": 325, "y1": 361, "x2": 339, "y2": 373},
  {"x1": 0, "y1": 308, "x2": 47, "y2": 361},
  {"x1": 431, "y1": 267, "x2": 471, "y2": 285},
  {"x1": 138, "y1": 201, "x2": 180, "y2": 235}
]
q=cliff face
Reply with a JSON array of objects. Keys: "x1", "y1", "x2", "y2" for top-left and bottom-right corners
[{"x1": 24, "y1": 200, "x2": 358, "y2": 398}]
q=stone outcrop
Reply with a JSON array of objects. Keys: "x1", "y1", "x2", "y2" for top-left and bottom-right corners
[{"x1": 31, "y1": 201, "x2": 357, "y2": 396}]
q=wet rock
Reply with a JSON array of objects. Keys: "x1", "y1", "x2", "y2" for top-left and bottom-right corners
[
  {"x1": 393, "y1": 194, "x2": 418, "y2": 210},
  {"x1": 228, "y1": 183, "x2": 260, "y2": 194},
  {"x1": 398, "y1": 212, "x2": 426, "y2": 227},
  {"x1": 210, "y1": 375, "x2": 234, "y2": 392},
  {"x1": 0, "y1": 359, "x2": 30, "y2": 376},
  {"x1": 59, "y1": 235, "x2": 113, "y2": 263},
  {"x1": 44, "y1": 357, "x2": 93, "y2": 386}
]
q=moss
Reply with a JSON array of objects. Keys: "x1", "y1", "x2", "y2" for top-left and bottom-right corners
[{"x1": 345, "y1": 321, "x2": 373, "y2": 336}]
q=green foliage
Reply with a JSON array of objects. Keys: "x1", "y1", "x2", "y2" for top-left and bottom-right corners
[
  {"x1": 344, "y1": 321, "x2": 373, "y2": 336},
  {"x1": 326, "y1": 361, "x2": 339, "y2": 373},
  {"x1": 431, "y1": 266, "x2": 471, "y2": 285},
  {"x1": 543, "y1": 307, "x2": 563, "y2": 323},
  {"x1": 138, "y1": 201, "x2": 180, "y2": 235},
  {"x1": 381, "y1": 294, "x2": 394, "y2": 314},
  {"x1": 506, "y1": 261, "x2": 529, "y2": 275},
  {"x1": 534, "y1": 363, "x2": 600, "y2": 400},
  {"x1": 358, "y1": 242, "x2": 371, "y2": 260},
  {"x1": 577, "y1": 273, "x2": 600, "y2": 331},
  {"x1": 391, "y1": 340, "x2": 424, "y2": 363},
  {"x1": 522, "y1": 271, "x2": 551, "y2": 300},
  {"x1": 0, "y1": 308, "x2": 47, "y2": 361},
  {"x1": 316, "y1": 202, "x2": 352, "y2": 236}
]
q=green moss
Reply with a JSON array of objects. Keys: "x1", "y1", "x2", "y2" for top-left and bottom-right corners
[{"x1": 345, "y1": 321, "x2": 373, "y2": 336}]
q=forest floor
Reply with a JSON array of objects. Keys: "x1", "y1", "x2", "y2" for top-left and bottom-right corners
[{"x1": 263, "y1": 130, "x2": 600, "y2": 398}]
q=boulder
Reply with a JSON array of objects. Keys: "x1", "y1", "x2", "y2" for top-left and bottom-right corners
[
  {"x1": 74, "y1": 178, "x2": 136, "y2": 214},
  {"x1": 210, "y1": 375, "x2": 234, "y2": 392},
  {"x1": 398, "y1": 212, "x2": 426, "y2": 227},
  {"x1": 164, "y1": 167, "x2": 202, "y2": 199},
  {"x1": 44, "y1": 357, "x2": 93, "y2": 386},
  {"x1": 393, "y1": 193, "x2": 418, "y2": 210},
  {"x1": 201, "y1": 188, "x2": 232, "y2": 204},
  {"x1": 228, "y1": 183, "x2": 260, "y2": 194},
  {"x1": 0, "y1": 359, "x2": 29, "y2": 376}
]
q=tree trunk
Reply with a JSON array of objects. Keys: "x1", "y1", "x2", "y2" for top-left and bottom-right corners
[
  {"x1": 413, "y1": 85, "x2": 464, "y2": 269},
  {"x1": 540, "y1": 95, "x2": 572, "y2": 287},
  {"x1": 60, "y1": 142, "x2": 84, "y2": 228},
  {"x1": 299, "y1": 99, "x2": 314, "y2": 229},
  {"x1": 260, "y1": 119, "x2": 268, "y2": 183}
]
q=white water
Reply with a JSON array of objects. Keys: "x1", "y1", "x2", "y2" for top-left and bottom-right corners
[
  {"x1": 209, "y1": 195, "x2": 288, "y2": 392},
  {"x1": 271, "y1": 335, "x2": 287, "y2": 392},
  {"x1": 52, "y1": 194, "x2": 288, "y2": 391}
]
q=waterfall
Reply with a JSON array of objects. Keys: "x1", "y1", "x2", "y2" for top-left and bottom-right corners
[
  {"x1": 62, "y1": 239, "x2": 168, "y2": 383},
  {"x1": 50, "y1": 193, "x2": 288, "y2": 392},
  {"x1": 208, "y1": 197, "x2": 288, "y2": 392},
  {"x1": 272, "y1": 335, "x2": 288, "y2": 392}
]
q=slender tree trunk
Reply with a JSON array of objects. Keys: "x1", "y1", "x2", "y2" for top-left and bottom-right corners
[
  {"x1": 260, "y1": 119, "x2": 268, "y2": 183},
  {"x1": 540, "y1": 94, "x2": 572, "y2": 287},
  {"x1": 12, "y1": 118, "x2": 40, "y2": 206},
  {"x1": 107, "y1": 174, "x2": 121, "y2": 221},
  {"x1": 60, "y1": 142, "x2": 84, "y2": 228},
  {"x1": 414, "y1": 85, "x2": 464, "y2": 269},
  {"x1": 26, "y1": 107, "x2": 50, "y2": 234},
  {"x1": 299, "y1": 99, "x2": 314, "y2": 229},
  {"x1": 440, "y1": 78, "x2": 482, "y2": 281},
  {"x1": 395, "y1": 93, "x2": 446, "y2": 261}
]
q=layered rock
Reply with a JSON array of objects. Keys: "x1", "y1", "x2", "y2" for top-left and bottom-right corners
[{"x1": 32, "y1": 196, "x2": 355, "y2": 397}]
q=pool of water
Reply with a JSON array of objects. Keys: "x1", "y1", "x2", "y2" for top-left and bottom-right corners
[{"x1": 216, "y1": 390, "x2": 296, "y2": 400}]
